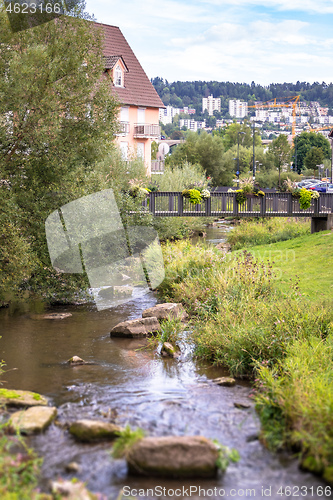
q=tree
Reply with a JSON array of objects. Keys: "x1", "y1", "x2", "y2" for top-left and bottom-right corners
[
  {"x1": 167, "y1": 131, "x2": 232, "y2": 185},
  {"x1": 266, "y1": 135, "x2": 291, "y2": 188},
  {"x1": 0, "y1": 3, "x2": 119, "y2": 301},
  {"x1": 223, "y1": 121, "x2": 261, "y2": 151},
  {"x1": 292, "y1": 131, "x2": 331, "y2": 172},
  {"x1": 304, "y1": 147, "x2": 324, "y2": 176}
]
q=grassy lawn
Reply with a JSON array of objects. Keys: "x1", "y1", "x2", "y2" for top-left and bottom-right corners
[{"x1": 242, "y1": 230, "x2": 333, "y2": 301}]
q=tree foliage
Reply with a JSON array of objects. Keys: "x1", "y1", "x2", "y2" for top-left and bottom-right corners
[
  {"x1": 0, "y1": 5, "x2": 119, "y2": 302},
  {"x1": 267, "y1": 135, "x2": 291, "y2": 186},
  {"x1": 166, "y1": 131, "x2": 233, "y2": 185},
  {"x1": 293, "y1": 132, "x2": 331, "y2": 172}
]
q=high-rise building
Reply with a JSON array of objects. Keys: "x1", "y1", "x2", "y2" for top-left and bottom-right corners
[
  {"x1": 229, "y1": 100, "x2": 248, "y2": 118},
  {"x1": 202, "y1": 95, "x2": 221, "y2": 116}
]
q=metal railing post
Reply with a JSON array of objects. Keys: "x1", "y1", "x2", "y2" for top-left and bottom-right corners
[
  {"x1": 178, "y1": 193, "x2": 183, "y2": 216},
  {"x1": 150, "y1": 192, "x2": 155, "y2": 215}
]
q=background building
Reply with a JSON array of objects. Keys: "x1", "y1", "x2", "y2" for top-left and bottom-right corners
[
  {"x1": 229, "y1": 100, "x2": 248, "y2": 118},
  {"x1": 202, "y1": 95, "x2": 221, "y2": 115}
]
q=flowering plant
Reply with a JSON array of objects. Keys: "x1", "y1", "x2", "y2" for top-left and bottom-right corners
[{"x1": 182, "y1": 188, "x2": 203, "y2": 204}]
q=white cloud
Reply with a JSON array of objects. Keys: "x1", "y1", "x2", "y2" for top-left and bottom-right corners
[
  {"x1": 85, "y1": 0, "x2": 333, "y2": 84},
  {"x1": 201, "y1": 0, "x2": 333, "y2": 14}
]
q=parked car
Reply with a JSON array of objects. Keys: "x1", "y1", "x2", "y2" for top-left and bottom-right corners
[
  {"x1": 307, "y1": 181, "x2": 326, "y2": 190},
  {"x1": 296, "y1": 179, "x2": 317, "y2": 188},
  {"x1": 313, "y1": 183, "x2": 333, "y2": 193}
]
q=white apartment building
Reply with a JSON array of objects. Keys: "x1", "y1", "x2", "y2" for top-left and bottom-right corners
[
  {"x1": 159, "y1": 106, "x2": 181, "y2": 125},
  {"x1": 179, "y1": 119, "x2": 206, "y2": 131},
  {"x1": 229, "y1": 100, "x2": 248, "y2": 118},
  {"x1": 202, "y1": 95, "x2": 221, "y2": 116}
]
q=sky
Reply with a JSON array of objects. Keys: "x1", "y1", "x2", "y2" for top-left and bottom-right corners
[{"x1": 84, "y1": 0, "x2": 333, "y2": 86}]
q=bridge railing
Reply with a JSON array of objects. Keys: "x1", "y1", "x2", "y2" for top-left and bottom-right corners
[{"x1": 148, "y1": 191, "x2": 333, "y2": 217}]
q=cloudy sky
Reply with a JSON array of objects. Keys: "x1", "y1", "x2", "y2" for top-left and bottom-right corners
[{"x1": 84, "y1": 0, "x2": 333, "y2": 85}]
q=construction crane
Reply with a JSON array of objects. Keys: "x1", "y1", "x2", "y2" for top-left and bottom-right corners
[
  {"x1": 306, "y1": 122, "x2": 332, "y2": 134},
  {"x1": 248, "y1": 95, "x2": 300, "y2": 139}
]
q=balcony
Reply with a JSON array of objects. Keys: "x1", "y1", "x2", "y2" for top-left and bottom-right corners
[
  {"x1": 151, "y1": 160, "x2": 164, "y2": 173},
  {"x1": 116, "y1": 121, "x2": 130, "y2": 136},
  {"x1": 134, "y1": 123, "x2": 160, "y2": 138}
]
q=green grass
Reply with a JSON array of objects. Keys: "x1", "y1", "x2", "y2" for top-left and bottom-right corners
[{"x1": 243, "y1": 230, "x2": 333, "y2": 300}]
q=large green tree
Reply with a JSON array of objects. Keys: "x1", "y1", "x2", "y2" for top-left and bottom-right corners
[
  {"x1": 266, "y1": 135, "x2": 291, "y2": 187},
  {"x1": 167, "y1": 131, "x2": 233, "y2": 185},
  {"x1": 222, "y1": 121, "x2": 262, "y2": 151},
  {"x1": 293, "y1": 131, "x2": 331, "y2": 172},
  {"x1": 304, "y1": 147, "x2": 325, "y2": 176},
  {"x1": 0, "y1": 4, "x2": 119, "y2": 302}
]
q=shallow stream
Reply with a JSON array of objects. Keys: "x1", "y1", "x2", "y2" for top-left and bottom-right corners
[{"x1": 0, "y1": 222, "x2": 328, "y2": 499}]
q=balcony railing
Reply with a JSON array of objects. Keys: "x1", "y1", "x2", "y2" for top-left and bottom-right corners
[
  {"x1": 134, "y1": 123, "x2": 160, "y2": 138},
  {"x1": 116, "y1": 121, "x2": 130, "y2": 135},
  {"x1": 151, "y1": 160, "x2": 164, "y2": 173}
]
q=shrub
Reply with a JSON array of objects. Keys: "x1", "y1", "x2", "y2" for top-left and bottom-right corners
[{"x1": 299, "y1": 188, "x2": 312, "y2": 210}]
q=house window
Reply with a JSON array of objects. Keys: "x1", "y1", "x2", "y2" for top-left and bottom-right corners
[
  {"x1": 137, "y1": 108, "x2": 145, "y2": 124},
  {"x1": 137, "y1": 142, "x2": 145, "y2": 160},
  {"x1": 120, "y1": 141, "x2": 128, "y2": 160},
  {"x1": 114, "y1": 64, "x2": 123, "y2": 87}
]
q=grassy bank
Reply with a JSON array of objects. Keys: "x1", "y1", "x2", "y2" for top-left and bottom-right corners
[
  {"x1": 226, "y1": 217, "x2": 311, "y2": 250},
  {"x1": 159, "y1": 228, "x2": 333, "y2": 482}
]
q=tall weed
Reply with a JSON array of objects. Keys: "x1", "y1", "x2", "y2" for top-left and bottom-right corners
[{"x1": 227, "y1": 218, "x2": 311, "y2": 250}]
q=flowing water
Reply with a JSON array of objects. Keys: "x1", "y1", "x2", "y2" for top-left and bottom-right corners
[{"x1": 0, "y1": 222, "x2": 329, "y2": 499}]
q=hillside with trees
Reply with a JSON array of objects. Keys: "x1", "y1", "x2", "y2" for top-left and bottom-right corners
[{"x1": 151, "y1": 78, "x2": 333, "y2": 114}]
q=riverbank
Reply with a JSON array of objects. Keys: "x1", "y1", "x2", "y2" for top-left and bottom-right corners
[{"x1": 158, "y1": 229, "x2": 333, "y2": 484}]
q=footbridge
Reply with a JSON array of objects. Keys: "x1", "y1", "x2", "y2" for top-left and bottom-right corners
[{"x1": 145, "y1": 191, "x2": 333, "y2": 233}]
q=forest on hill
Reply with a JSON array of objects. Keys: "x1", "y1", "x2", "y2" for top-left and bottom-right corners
[{"x1": 151, "y1": 78, "x2": 333, "y2": 115}]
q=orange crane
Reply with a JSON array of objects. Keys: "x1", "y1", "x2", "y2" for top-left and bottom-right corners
[
  {"x1": 248, "y1": 95, "x2": 300, "y2": 139},
  {"x1": 306, "y1": 122, "x2": 332, "y2": 134}
]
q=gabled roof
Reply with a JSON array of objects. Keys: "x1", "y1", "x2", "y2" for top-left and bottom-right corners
[
  {"x1": 104, "y1": 55, "x2": 128, "y2": 72},
  {"x1": 97, "y1": 23, "x2": 165, "y2": 109}
]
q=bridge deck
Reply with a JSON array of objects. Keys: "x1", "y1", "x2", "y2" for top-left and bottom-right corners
[{"x1": 146, "y1": 191, "x2": 333, "y2": 218}]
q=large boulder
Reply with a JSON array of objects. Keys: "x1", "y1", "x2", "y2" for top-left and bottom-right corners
[
  {"x1": 69, "y1": 419, "x2": 123, "y2": 442},
  {"x1": 142, "y1": 303, "x2": 188, "y2": 321},
  {"x1": 9, "y1": 406, "x2": 57, "y2": 434},
  {"x1": 110, "y1": 317, "x2": 161, "y2": 338},
  {"x1": 126, "y1": 436, "x2": 219, "y2": 478},
  {"x1": 0, "y1": 388, "x2": 48, "y2": 407}
]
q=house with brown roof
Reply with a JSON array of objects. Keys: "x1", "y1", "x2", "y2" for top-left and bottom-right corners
[{"x1": 98, "y1": 23, "x2": 165, "y2": 175}]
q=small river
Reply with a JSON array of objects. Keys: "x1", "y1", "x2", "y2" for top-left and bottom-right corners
[{"x1": 0, "y1": 221, "x2": 328, "y2": 499}]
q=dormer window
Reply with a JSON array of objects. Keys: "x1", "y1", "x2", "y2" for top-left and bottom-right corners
[
  {"x1": 114, "y1": 64, "x2": 123, "y2": 87},
  {"x1": 104, "y1": 55, "x2": 128, "y2": 88}
]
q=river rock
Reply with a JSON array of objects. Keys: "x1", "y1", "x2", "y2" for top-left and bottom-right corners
[
  {"x1": 67, "y1": 356, "x2": 88, "y2": 365},
  {"x1": 161, "y1": 342, "x2": 180, "y2": 358},
  {"x1": 41, "y1": 312, "x2": 72, "y2": 320},
  {"x1": 65, "y1": 462, "x2": 81, "y2": 473},
  {"x1": 126, "y1": 436, "x2": 219, "y2": 478},
  {"x1": 110, "y1": 317, "x2": 161, "y2": 338},
  {"x1": 213, "y1": 377, "x2": 236, "y2": 387},
  {"x1": 98, "y1": 286, "x2": 133, "y2": 299},
  {"x1": 234, "y1": 401, "x2": 252, "y2": 409},
  {"x1": 0, "y1": 388, "x2": 48, "y2": 407},
  {"x1": 9, "y1": 406, "x2": 57, "y2": 434},
  {"x1": 69, "y1": 419, "x2": 123, "y2": 442},
  {"x1": 142, "y1": 303, "x2": 188, "y2": 321},
  {"x1": 51, "y1": 479, "x2": 97, "y2": 500}
]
